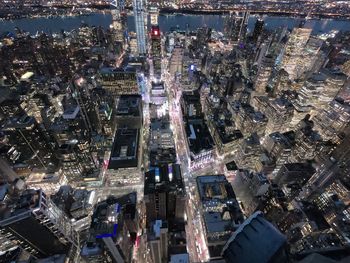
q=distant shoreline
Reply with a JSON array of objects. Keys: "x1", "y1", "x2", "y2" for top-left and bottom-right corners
[
  {"x1": 0, "y1": 6, "x2": 349, "y2": 21},
  {"x1": 158, "y1": 8, "x2": 350, "y2": 20}
]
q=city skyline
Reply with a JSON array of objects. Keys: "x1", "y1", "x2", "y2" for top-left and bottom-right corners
[{"x1": 0, "y1": 1, "x2": 350, "y2": 263}]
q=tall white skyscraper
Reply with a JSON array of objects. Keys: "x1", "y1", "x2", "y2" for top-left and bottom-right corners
[
  {"x1": 281, "y1": 27, "x2": 312, "y2": 80},
  {"x1": 133, "y1": 0, "x2": 147, "y2": 56},
  {"x1": 111, "y1": 0, "x2": 126, "y2": 43},
  {"x1": 149, "y1": 6, "x2": 159, "y2": 26}
]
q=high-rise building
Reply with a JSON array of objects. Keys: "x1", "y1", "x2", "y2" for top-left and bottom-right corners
[
  {"x1": 169, "y1": 46, "x2": 183, "y2": 76},
  {"x1": 149, "y1": 6, "x2": 159, "y2": 26},
  {"x1": 254, "y1": 38, "x2": 271, "y2": 68},
  {"x1": 294, "y1": 36, "x2": 324, "y2": 79},
  {"x1": 293, "y1": 69, "x2": 346, "y2": 123},
  {"x1": 235, "y1": 133, "x2": 262, "y2": 172},
  {"x1": 115, "y1": 95, "x2": 143, "y2": 129},
  {"x1": 273, "y1": 69, "x2": 290, "y2": 96},
  {"x1": 81, "y1": 193, "x2": 138, "y2": 263},
  {"x1": 149, "y1": 118, "x2": 176, "y2": 166},
  {"x1": 195, "y1": 27, "x2": 212, "y2": 49},
  {"x1": 1, "y1": 114, "x2": 57, "y2": 169},
  {"x1": 50, "y1": 185, "x2": 95, "y2": 232},
  {"x1": 133, "y1": 0, "x2": 147, "y2": 56},
  {"x1": 230, "y1": 103, "x2": 267, "y2": 137},
  {"x1": 107, "y1": 128, "x2": 142, "y2": 187},
  {"x1": 263, "y1": 131, "x2": 294, "y2": 177},
  {"x1": 99, "y1": 67, "x2": 140, "y2": 96},
  {"x1": 232, "y1": 170, "x2": 271, "y2": 216},
  {"x1": 253, "y1": 55, "x2": 275, "y2": 96},
  {"x1": 312, "y1": 99, "x2": 350, "y2": 142},
  {"x1": 224, "y1": 11, "x2": 249, "y2": 43},
  {"x1": 281, "y1": 27, "x2": 312, "y2": 80},
  {"x1": 266, "y1": 98, "x2": 295, "y2": 135},
  {"x1": 151, "y1": 26, "x2": 162, "y2": 78},
  {"x1": 111, "y1": 0, "x2": 126, "y2": 44},
  {"x1": 147, "y1": 220, "x2": 168, "y2": 263},
  {"x1": 0, "y1": 158, "x2": 18, "y2": 183},
  {"x1": 252, "y1": 18, "x2": 264, "y2": 44},
  {"x1": 144, "y1": 164, "x2": 186, "y2": 227},
  {"x1": 274, "y1": 163, "x2": 315, "y2": 200},
  {"x1": 0, "y1": 189, "x2": 69, "y2": 258}
]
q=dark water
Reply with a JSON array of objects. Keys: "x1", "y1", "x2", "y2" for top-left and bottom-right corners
[{"x1": 0, "y1": 13, "x2": 349, "y2": 35}]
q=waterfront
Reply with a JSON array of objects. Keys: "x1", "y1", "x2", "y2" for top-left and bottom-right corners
[{"x1": 1, "y1": 13, "x2": 350, "y2": 35}]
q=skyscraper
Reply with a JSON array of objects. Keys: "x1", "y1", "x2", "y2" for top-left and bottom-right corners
[
  {"x1": 253, "y1": 55, "x2": 275, "y2": 96},
  {"x1": 144, "y1": 164, "x2": 186, "y2": 227},
  {"x1": 252, "y1": 18, "x2": 264, "y2": 44},
  {"x1": 111, "y1": 0, "x2": 127, "y2": 44},
  {"x1": 147, "y1": 220, "x2": 168, "y2": 263},
  {"x1": 133, "y1": 0, "x2": 147, "y2": 56},
  {"x1": 281, "y1": 27, "x2": 312, "y2": 80},
  {"x1": 151, "y1": 26, "x2": 162, "y2": 78},
  {"x1": 0, "y1": 189, "x2": 69, "y2": 258},
  {"x1": 224, "y1": 11, "x2": 249, "y2": 43},
  {"x1": 149, "y1": 6, "x2": 159, "y2": 26},
  {"x1": 81, "y1": 194, "x2": 138, "y2": 263}
]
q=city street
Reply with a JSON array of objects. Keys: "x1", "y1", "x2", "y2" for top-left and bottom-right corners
[{"x1": 164, "y1": 56, "x2": 210, "y2": 262}]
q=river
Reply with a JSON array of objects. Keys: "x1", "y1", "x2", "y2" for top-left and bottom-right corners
[{"x1": 0, "y1": 13, "x2": 350, "y2": 35}]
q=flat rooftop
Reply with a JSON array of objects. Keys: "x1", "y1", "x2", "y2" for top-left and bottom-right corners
[
  {"x1": 108, "y1": 128, "x2": 139, "y2": 169},
  {"x1": 185, "y1": 117, "x2": 214, "y2": 155},
  {"x1": 144, "y1": 164, "x2": 184, "y2": 195},
  {"x1": 226, "y1": 160, "x2": 238, "y2": 171},
  {"x1": 196, "y1": 175, "x2": 235, "y2": 201},
  {"x1": 90, "y1": 192, "x2": 137, "y2": 239},
  {"x1": 151, "y1": 81, "x2": 165, "y2": 90},
  {"x1": 150, "y1": 148, "x2": 177, "y2": 166},
  {"x1": 204, "y1": 211, "x2": 233, "y2": 234},
  {"x1": 90, "y1": 200, "x2": 119, "y2": 239},
  {"x1": 196, "y1": 175, "x2": 244, "y2": 231},
  {"x1": 116, "y1": 95, "x2": 141, "y2": 117},
  {"x1": 182, "y1": 92, "x2": 201, "y2": 107},
  {"x1": 100, "y1": 67, "x2": 136, "y2": 75}
]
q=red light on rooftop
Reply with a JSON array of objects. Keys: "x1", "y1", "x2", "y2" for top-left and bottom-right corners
[{"x1": 151, "y1": 27, "x2": 160, "y2": 37}]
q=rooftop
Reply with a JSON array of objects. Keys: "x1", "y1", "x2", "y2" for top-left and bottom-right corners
[
  {"x1": 51, "y1": 185, "x2": 94, "y2": 220},
  {"x1": 90, "y1": 199, "x2": 120, "y2": 239},
  {"x1": 196, "y1": 175, "x2": 244, "y2": 237},
  {"x1": 100, "y1": 67, "x2": 136, "y2": 76},
  {"x1": 151, "y1": 81, "x2": 165, "y2": 90},
  {"x1": 170, "y1": 253, "x2": 189, "y2": 263},
  {"x1": 83, "y1": 192, "x2": 136, "y2": 254},
  {"x1": 2, "y1": 115, "x2": 35, "y2": 129},
  {"x1": 185, "y1": 117, "x2": 214, "y2": 155},
  {"x1": 203, "y1": 211, "x2": 234, "y2": 234},
  {"x1": 196, "y1": 175, "x2": 235, "y2": 202},
  {"x1": 222, "y1": 211, "x2": 287, "y2": 263},
  {"x1": 62, "y1": 104, "x2": 80, "y2": 120},
  {"x1": 0, "y1": 189, "x2": 42, "y2": 225},
  {"x1": 108, "y1": 128, "x2": 139, "y2": 169},
  {"x1": 116, "y1": 95, "x2": 141, "y2": 117},
  {"x1": 144, "y1": 164, "x2": 184, "y2": 196},
  {"x1": 226, "y1": 160, "x2": 238, "y2": 171}
]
